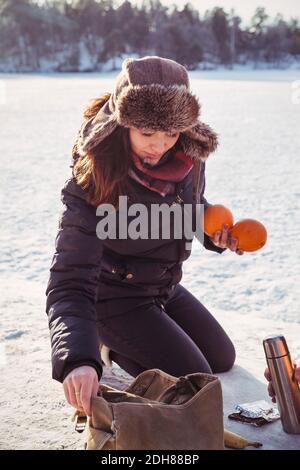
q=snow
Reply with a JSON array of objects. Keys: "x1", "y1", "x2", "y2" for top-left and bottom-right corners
[{"x1": 0, "y1": 70, "x2": 300, "y2": 449}]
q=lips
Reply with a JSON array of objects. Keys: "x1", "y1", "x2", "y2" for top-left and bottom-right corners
[{"x1": 145, "y1": 153, "x2": 161, "y2": 159}]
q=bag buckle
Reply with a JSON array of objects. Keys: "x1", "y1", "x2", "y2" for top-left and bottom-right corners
[{"x1": 72, "y1": 411, "x2": 87, "y2": 433}]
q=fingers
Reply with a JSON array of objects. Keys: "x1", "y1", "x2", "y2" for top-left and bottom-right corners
[
  {"x1": 70, "y1": 383, "x2": 84, "y2": 411},
  {"x1": 219, "y1": 224, "x2": 229, "y2": 248},
  {"x1": 268, "y1": 381, "x2": 276, "y2": 399},
  {"x1": 265, "y1": 366, "x2": 300, "y2": 403},
  {"x1": 71, "y1": 374, "x2": 90, "y2": 415},
  {"x1": 71, "y1": 373, "x2": 99, "y2": 417},
  {"x1": 63, "y1": 380, "x2": 70, "y2": 404},
  {"x1": 92, "y1": 376, "x2": 99, "y2": 398},
  {"x1": 81, "y1": 373, "x2": 100, "y2": 417},
  {"x1": 212, "y1": 224, "x2": 229, "y2": 249},
  {"x1": 264, "y1": 367, "x2": 272, "y2": 382},
  {"x1": 228, "y1": 235, "x2": 238, "y2": 252},
  {"x1": 84, "y1": 377, "x2": 99, "y2": 418},
  {"x1": 212, "y1": 230, "x2": 221, "y2": 245},
  {"x1": 264, "y1": 368, "x2": 277, "y2": 402},
  {"x1": 63, "y1": 378, "x2": 83, "y2": 411},
  {"x1": 79, "y1": 379, "x2": 93, "y2": 417},
  {"x1": 212, "y1": 226, "x2": 244, "y2": 255},
  {"x1": 62, "y1": 366, "x2": 99, "y2": 416},
  {"x1": 228, "y1": 232, "x2": 244, "y2": 255}
]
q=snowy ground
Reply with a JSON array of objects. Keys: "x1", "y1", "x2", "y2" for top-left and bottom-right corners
[{"x1": 0, "y1": 69, "x2": 300, "y2": 449}]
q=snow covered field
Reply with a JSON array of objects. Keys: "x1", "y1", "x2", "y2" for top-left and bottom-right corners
[{"x1": 0, "y1": 69, "x2": 300, "y2": 449}]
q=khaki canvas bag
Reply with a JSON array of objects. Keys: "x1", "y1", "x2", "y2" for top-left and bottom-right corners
[{"x1": 76, "y1": 368, "x2": 224, "y2": 450}]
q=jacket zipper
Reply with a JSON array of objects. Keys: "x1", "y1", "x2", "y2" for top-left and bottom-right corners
[{"x1": 173, "y1": 194, "x2": 184, "y2": 205}]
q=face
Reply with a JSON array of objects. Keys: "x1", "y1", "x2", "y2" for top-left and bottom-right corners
[{"x1": 129, "y1": 128, "x2": 180, "y2": 166}]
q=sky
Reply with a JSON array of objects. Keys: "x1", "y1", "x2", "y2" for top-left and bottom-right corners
[{"x1": 131, "y1": 0, "x2": 300, "y2": 26}]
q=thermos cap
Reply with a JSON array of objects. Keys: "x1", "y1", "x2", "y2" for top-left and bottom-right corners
[{"x1": 263, "y1": 335, "x2": 290, "y2": 358}]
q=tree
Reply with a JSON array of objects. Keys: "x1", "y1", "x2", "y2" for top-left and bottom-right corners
[
  {"x1": 160, "y1": 3, "x2": 203, "y2": 68},
  {"x1": 210, "y1": 7, "x2": 231, "y2": 64},
  {"x1": 263, "y1": 15, "x2": 289, "y2": 63},
  {"x1": 288, "y1": 18, "x2": 300, "y2": 55},
  {"x1": 248, "y1": 7, "x2": 269, "y2": 63}
]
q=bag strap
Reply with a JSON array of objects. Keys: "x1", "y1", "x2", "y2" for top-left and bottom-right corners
[{"x1": 192, "y1": 159, "x2": 201, "y2": 205}]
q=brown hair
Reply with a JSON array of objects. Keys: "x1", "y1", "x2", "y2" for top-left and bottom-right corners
[{"x1": 73, "y1": 92, "x2": 131, "y2": 208}]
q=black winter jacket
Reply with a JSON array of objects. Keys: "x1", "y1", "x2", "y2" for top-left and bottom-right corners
[{"x1": 45, "y1": 158, "x2": 225, "y2": 383}]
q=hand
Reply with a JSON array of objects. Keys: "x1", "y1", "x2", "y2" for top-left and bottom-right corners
[
  {"x1": 210, "y1": 224, "x2": 244, "y2": 255},
  {"x1": 264, "y1": 366, "x2": 300, "y2": 403},
  {"x1": 264, "y1": 367, "x2": 276, "y2": 403},
  {"x1": 63, "y1": 365, "x2": 99, "y2": 417}
]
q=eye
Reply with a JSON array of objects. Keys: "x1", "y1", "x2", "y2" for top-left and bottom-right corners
[
  {"x1": 167, "y1": 133, "x2": 178, "y2": 138},
  {"x1": 141, "y1": 132, "x2": 178, "y2": 138}
]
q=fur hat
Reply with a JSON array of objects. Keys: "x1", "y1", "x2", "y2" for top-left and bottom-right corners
[{"x1": 75, "y1": 56, "x2": 219, "y2": 161}]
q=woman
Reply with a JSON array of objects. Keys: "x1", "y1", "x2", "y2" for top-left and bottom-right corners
[{"x1": 46, "y1": 56, "x2": 243, "y2": 417}]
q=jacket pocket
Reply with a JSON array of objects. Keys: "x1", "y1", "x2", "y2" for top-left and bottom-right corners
[{"x1": 100, "y1": 251, "x2": 180, "y2": 286}]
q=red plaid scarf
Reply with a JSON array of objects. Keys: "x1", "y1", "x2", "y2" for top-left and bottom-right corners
[{"x1": 129, "y1": 150, "x2": 194, "y2": 196}]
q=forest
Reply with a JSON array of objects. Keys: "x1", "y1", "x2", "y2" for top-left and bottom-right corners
[{"x1": 0, "y1": 0, "x2": 299, "y2": 72}]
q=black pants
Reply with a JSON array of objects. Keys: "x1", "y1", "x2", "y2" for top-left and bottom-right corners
[{"x1": 96, "y1": 284, "x2": 235, "y2": 378}]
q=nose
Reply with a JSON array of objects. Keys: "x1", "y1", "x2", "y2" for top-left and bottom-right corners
[{"x1": 150, "y1": 140, "x2": 167, "y2": 154}]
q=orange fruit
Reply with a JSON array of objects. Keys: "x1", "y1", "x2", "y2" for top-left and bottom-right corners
[
  {"x1": 203, "y1": 204, "x2": 234, "y2": 237},
  {"x1": 230, "y1": 219, "x2": 267, "y2": 252}
]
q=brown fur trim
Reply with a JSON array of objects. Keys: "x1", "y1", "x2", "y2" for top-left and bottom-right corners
[
  {"x1": 76, "y1": 113, "x2": 118, "y2": 156},
  {"x1": 74, "y1": 89, "x2": 218, "y2": 161},
  {"x1": 83, "y1": 92, "x2": 112, "y2": 119},
  {"x1": 182, "y1": 122, "x2": 219, "y2": 161},
  {"x1": 116, "y1": 84, "x2": 200, "y2": 132}
]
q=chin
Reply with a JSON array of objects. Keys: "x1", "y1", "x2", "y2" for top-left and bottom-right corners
[
  {"x1": 142, "y1": 158, "x2": 160, "y2": 168},
  {"x1": 146, "y1": 157, "x2": 160, "y2": 161}
]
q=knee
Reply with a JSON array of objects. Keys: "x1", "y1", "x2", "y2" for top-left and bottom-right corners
[
  {"x1": 168, "y1": 363, "x2": 213, "y2": 378},
  {"x1": 171, "y1": 356, "x2": 213, "y2": 377},
  {"x1": 212, "y1": 342, "x2": 236, "y2": 373}
]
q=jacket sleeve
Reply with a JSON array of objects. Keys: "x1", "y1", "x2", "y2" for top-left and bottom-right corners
[
  {"x1": 45, "y1": 177, "x2": 104, "y2": 383},
  {"x1": 199, "y1": 162, "x2": 226, "y2": 254}
]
